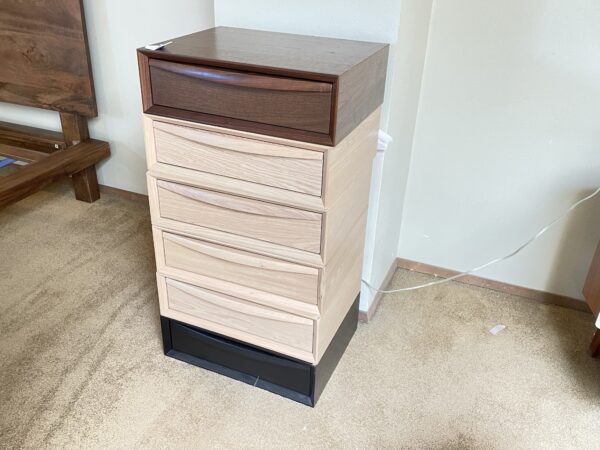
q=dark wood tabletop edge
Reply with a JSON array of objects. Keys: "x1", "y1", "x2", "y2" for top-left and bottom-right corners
[
  {"x1": 136, "y1": 48, "x2": 340, "y2": 82},
  {"x1": 136, "y1": 26, "x2": 390, "y2": 82}
]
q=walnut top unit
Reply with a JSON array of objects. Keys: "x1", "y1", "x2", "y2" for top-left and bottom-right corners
[{"x1": 138, "y1": 26, "x2": 388, "y2": 146}]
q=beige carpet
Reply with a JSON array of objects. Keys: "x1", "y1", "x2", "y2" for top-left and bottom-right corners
[{"x1": 1, "y1": 182, "x2": 599, "y2": 450}]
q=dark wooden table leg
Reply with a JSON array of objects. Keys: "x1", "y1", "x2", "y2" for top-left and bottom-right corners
[
  {"x1": 72, "y1": 165, "x2": 100, "y2": 202},
  {"x1": 590, "y1": 329, "x2": 600, "y2": 358},
  {"x1": 60, "y1": 112, "x2": 101, "y2": 203},
  {"x1": 0, "y1": 140, "x2": 109, "y2": 208}
]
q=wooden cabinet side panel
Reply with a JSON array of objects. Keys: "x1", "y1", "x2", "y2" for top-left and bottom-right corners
[
  {"x1": 321, "y1": 167, "x2": 373, "y2": 263},
  {"x1": 143, "y1": 115, "x2": 158, "y2": 167},
  {"x1": 584, "y1": 241, "x2": 600, "y2": 316},
  {"x1": 322, "y1": 108, "x2": 379, "y2": 207},
  {"x1": 334, "y1": 46, "x2": 388, "y2": 144},
  {"x1": 315, "y1": 211, "x2": 368, "y2": 363},
  {"x1": 319, "y1": 209, "x2": 369, "y2": 312}
]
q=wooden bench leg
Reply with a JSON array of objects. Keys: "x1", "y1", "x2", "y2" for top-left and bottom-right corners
[
  {"x1": 60, "y1": 112, "x2": 102, "y2": 203},
  {"x1": 590, "y1": 329, "x2": 600, "y2": 358},
  {"x1": 72, "y1": 165, "x2": 100, "y2": 203}
]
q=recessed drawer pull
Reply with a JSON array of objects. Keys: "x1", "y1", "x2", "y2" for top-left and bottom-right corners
[
  {"x1": 150, "y1": 59, "x2": 332, "y2": 93},
  {"x1": 157, "y1": 180, "x2": 321, "y2": 222},
  {"x1": 163, "y1": 232, "x2": 317, "y2": 276},
  {"x1": 166, "y1": 278, "x2": 311, "y2": 326},
  {"x1": 153, "y1": 121, "x2": 323, "y2": 160}
]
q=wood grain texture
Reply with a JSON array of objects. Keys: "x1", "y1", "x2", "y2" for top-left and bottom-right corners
[
  {"x1": 146, "y1": 172, "x2": 323, "y2": 268},
  {"x1": 0, "y1": 121, "x2": 65, "y2": 153},
  {"x1": 334, "y1": 46, "x2": 388, "y2": 143},
  {"x1": 165, "y1": 277, "x2": 314, "y2": 355},
  {"x1": 71, "y1": 165, "x2": 99, "y2": 202},
  {"x1": 0, "y1": 139, "x2": 109, "y2": 208},
  {"x1": 0, "y1": 0, "x2": 96, "y2": 116},
  {"x1": 0, "y1": 144, "x2": 48, "y2": 162},
  {"x1": 153, "y1": 120, "x2": 323, "y2": 196},
  {"x1": 159, "y1": 230, "x2": 319, "y2": 304},
  {"x1": 320, "y1": 209, "x2": 368, "y2": 311},
  {"x1": 315, "y1": 211, "x2": 368, "y2": 361},
  {"x1": 149, "y1": 61, "x2": 332, "y2": 135},
  {"x1": 60, "y1": 112, "x2": 90, "y2": 145},
  {"x1": 139, "y1": 27, "x2": 387, "y2": 362},
  {"x1": 138, "y1": 27, "x2": 388, "y2": 145},
  {"x1": 322, "y1": 109, "x2": 379, "y2": 205},
  {"x1": 60, "y1": 111, "x2": 100, "y2": 202},
  {"x1": 145, "y1": 113, "x2": 330, "y2": 153},
  {"x1": 152, "y1": 217, "x2": 324, "y2": 268},
  {"x1": 159, "y1": 265, "x2": 320, "y2": 320},
  {"x1": 144, "y1": 109, "x2": 379, "y2": 214},
  {"x1": 583, "y1": 241, "x2": 600, "y2": 317},
  {"x1": 138, "y1": 52, "x2": 153, "y2": 112},
  {"x1": 141, "y1": 27, "x2": 386, "y2": 78},
  {"x1": 150, "y1": 59, "x2": 332, "y2": 92},
  {"x1": 155, "y1": 179, "x2": 323, "y2": 253},
  {"x1": 321, "y1": 167, "x2": 373, "y2": 262},
  {"x1": 150, "y1": 161, "x2": 324, "y2": 215},
  {"x1": 146, "y1": 105, "x2": 335, "y2": 146}
]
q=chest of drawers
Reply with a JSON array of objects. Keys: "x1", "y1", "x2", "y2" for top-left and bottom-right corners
[{"x1": 138, "y1": 27, "x2": 388, "y2": 406}]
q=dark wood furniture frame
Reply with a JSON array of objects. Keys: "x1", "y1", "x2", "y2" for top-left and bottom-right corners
[
  {"x1": 583, "y1": 241, "x2": 600, "y2": 357},
  {"x1": 0, "y1": 0, "x2": 109, "y2": 208}
]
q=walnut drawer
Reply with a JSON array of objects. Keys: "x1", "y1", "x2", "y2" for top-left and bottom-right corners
[
  {"x1": 152, "y1": 120, "x2": 323, "y2": 196},
  {"x1": 147, "y1": 59, "x2": 332, "y2": 137},
  {"x1": 137, "y1": 28, "x2": 389, "y2": 146},
  {"x1": 149, "y1": 176, "x2": 323, "y2": 254},
  {"x1": 159, "y1": 276, "x2": 315, "y2": 362},
  {"x1": 155, "y1": 229, "x2": 319, "y2": 305}
]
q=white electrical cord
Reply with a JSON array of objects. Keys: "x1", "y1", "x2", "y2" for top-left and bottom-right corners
[{"x1": 361, "y1": 187, "x2": 600, "y2": 294}]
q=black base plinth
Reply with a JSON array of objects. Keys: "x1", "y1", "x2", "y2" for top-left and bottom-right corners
[{"x1": 160, "y1": 295, "x2": 359, "y2": 406}]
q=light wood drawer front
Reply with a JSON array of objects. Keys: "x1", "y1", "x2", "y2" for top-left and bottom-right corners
[
  {"x1": 166, "y1": 278, "x2": 314, "y2": 353},
  {"x1": 161, "y1": 232, "x2": 319, "y2": 305},
  {"x1": 155, "y1": 179, "x2": 322, "y2": 253},
  {"x1": 153, "y1": 121, "x2": 324, "y2": 196}
]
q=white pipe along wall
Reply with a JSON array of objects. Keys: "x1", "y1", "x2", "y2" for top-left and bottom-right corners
[
  {"x1": 0, "y1": 0, "x2": 215, "y2": 195},
  {"x1": 398, "y1": 0, "x2": 600, "y2": 301}
]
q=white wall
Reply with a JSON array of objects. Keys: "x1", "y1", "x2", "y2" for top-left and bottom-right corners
[
  {"x1": 399, "y1": 0, "x2": 600, "y2": 300},
  {"x1": 360, "y1": 0, "x2": 434, "y2": 310},
  {"x1": 0, "y1": 0, "x2": 214, "y2": 195},
  {"x1": 215, "y1": 0, "x2": 402, "y2": 43},
  {"x1": 215, "y1": 0, "x2": 433, "y2": 312}
]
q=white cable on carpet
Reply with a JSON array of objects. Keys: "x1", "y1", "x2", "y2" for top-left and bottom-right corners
[{"x1": 361, "y1": 187, "x2": 600, "y2": 294}]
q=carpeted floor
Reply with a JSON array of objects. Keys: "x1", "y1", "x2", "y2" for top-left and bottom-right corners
[{"x1": 1, "y1": 182, "x2": 599, "y2": 450}]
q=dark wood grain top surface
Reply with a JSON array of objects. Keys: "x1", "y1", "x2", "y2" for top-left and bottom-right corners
[
  {"x1": 0, "y1": 0, "x2": 96, "y2": 116},
  {"x1": 139, "y1": 27, "x2": 388, "y2": 78}
]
